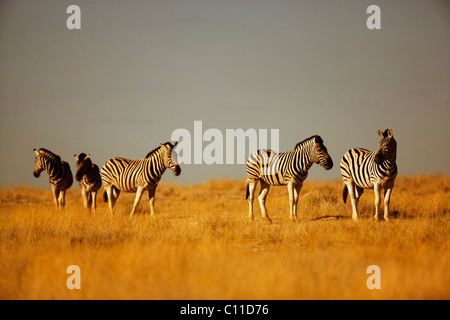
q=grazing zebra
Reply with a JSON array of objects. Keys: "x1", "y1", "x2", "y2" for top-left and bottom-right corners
[
  {"x1": 74, "y1": 153, "x2": 102, "y2": 213},
  {"x1": 340, "y1": 128, "x2": 397, "y2": 221},
  {"x1": 33, "y1": 148, "x2": 73, "y2": 210},
  {"x1": 100, "y1": 142, "x2": 181, "y2": 219},
  {"x1": 245, "y1": 135, "x2": 333, "y2": 222}
]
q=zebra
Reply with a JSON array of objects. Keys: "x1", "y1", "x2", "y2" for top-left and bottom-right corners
[
  {"x1": 340, "y1": 128, "x2": 397, "y2": 221},
  {"x1": 100, "y1": 142, "x2": 181, "y2": 219},
  {"x1": 33, "y1": 148, "x2": 73, "y2": 210},
  {"x1": 74, "y1": 153, "x2": 102, "y2": 213},
  {"x1": 245, "y1": 135, "x2": 333, "y2": 222}
]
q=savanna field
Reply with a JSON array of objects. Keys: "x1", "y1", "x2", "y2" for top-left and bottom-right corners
[{"x1": 0, "y1": 175, "x2": 449, "y2": 300}]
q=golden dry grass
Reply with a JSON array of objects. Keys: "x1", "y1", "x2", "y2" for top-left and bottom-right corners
[{"x1": 0, "y1": 175, "x2": 449, "y2": 299}]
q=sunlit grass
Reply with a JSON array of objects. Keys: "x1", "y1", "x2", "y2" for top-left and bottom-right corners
[{"x1": 0, "y1": 175, "x2": 449, "y2": 299}]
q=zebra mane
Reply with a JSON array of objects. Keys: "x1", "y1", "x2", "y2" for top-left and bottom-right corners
[
  {"x1": 145, "y1": 142, "x2": 175, "y2": 158},
  {"x1": 145, "y1": 146, "x2": 161, "y2": 158},
  {"x1": 294, "y1": 135, "x2": 322, "y2": 150},
  {"x1": 38, "y1": 148, "x2": 61, "y2": 162}
]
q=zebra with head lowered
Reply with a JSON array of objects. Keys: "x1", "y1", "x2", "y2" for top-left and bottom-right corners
[
  {"x1": 100, "y1": 142, "x2": 181, "y2": 219},
  {"x1": 340, "y1": 128, "x2": 397, "y2": 221},
  {"x1": 33, "y1": 148, "x2": 73, "y2": 210},
  {"x1": 74, "y1": 153, "x2": 102, "y2": 213},
  {"x1": 245, "y1": 135, "x2": 333, "y2": 222}
]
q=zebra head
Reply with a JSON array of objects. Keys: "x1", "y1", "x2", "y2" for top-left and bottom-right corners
[
  {"x1": 374, "y1": 128, "x2": 397, "y2": 165},
  {"x1": 33, "y1": 149, "x2": 44, "y2": 177},
  {"x1": 33, "y1": 148, "x2": 62, "y2": 178},
  {"x1": 160, "y1": 141, "x2": 181, "y2": 176},
  {"x1": 74, "y1": 153, "x2": 92, "y2": 181},
  {"x1": 312, "y1": 136, "x2": 333, "y2": 170}
]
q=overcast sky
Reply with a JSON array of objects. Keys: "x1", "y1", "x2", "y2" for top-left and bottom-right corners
[{"x1": 0, "y1": 0, "x2": 449, "y2": 188}]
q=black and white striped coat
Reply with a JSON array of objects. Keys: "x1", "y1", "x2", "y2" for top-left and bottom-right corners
[
  {"x1": 100, "y1": 142, "x2": 181, "y2": 219},
  {"x1": 245, "y1": 135, "x2": 333, "y2": 222},
  {"x1": 74, "y1": 153, "x2": 102, "y2": 212},
  {"x1": 340, "y1": 128, "x2": 397, "y2": 221},
  {"x1": 33, "y1": 148, "x2": 73, "y2": 210}
]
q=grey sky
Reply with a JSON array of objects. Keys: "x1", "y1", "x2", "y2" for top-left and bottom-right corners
[{"x1": 0, "y1": 0, "x2": 449, "y2": 188}]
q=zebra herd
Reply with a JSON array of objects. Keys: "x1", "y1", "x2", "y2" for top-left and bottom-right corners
[{"x1": 33, "y1": 128, "x2": 397, "y2": 221}]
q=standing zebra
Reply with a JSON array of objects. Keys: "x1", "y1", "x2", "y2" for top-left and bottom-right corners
[
  {"x1": 340, "y1": 128, "x2": 397, "y2": 221},
  {"x1": 33, "y1": 148, "x2": 73, "y2": 210},
  {"x1": 245, "y1": 135, "x2": 333, "y2": 222},
  {"x1": 100, "y1": 142, "x2": 181, "y2": 219},
  {"x1": 74, "y1": 153, "x2": 102, "y2": 213}
]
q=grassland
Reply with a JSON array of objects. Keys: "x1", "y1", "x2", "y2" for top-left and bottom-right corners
[{"x1": 0, "y1": 175, "x2": 449, "y2": 300}]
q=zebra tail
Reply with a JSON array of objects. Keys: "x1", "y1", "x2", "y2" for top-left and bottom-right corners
[
  {"x1": 342, "y1": 185, "x2": 348, "y2": 203},
  {"x1": 245, "y1": 180, "x2": 249, "y2": 200}
]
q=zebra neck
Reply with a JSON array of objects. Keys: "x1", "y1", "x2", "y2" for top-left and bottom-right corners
[
  {"x1": 146, "y1": 152, "x2": 167, "y2": 175},
  {"x1": 296, "y1": 147, "x2": 314, "y2": 171},
  {"x1": 44, "y1": 158, "x2": 62, "y2": 178},
  {"x1": 380, "y1": 157, "x2": 396, "y2": 172},
  {"x1": 84, "y1": 166, "x2": 96, "y2": 179}
]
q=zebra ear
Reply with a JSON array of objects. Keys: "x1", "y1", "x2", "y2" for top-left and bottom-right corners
[
  {"x1": 377, "y1": 129, "x2": 383, "y2": 137},
  {"x1": 387, "y1": 128, "x2": 393, "y2": 138},
  {"x1": 85, "y1": 154, "x2": 91, "y2": 160},
  {"x1": 314, "y1": 135, "x2": 323, "y2": 144},
  {"x1": 74, "y1": 154, "x2": 78, "y2": 161},
  {"x1": 33, "y1": 149, "x2": 40, "y2": 156}
]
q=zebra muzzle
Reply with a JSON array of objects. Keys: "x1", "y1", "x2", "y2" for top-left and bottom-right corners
[
  {"x1": 324, "y1": 158, "x2": 333, "y2": 170},
  {"x1": 173, "y1": 165, "x2": 181, "y2": 176}
]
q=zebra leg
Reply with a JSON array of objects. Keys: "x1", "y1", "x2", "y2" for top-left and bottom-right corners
[
  {"x1": 355, "y1": 186, "x2": 364, "y2": 199},
  {"x1": 58, "y1": 190, "x2": 66, "y2": 209},
  {"x1": 81, "y1": 189, "x2": 89, "y2": 209},
  {"x1": 129, "y1": 186, "x2": 145, "y2": 219},
  {"x1": 247, "y1": 179, "x2": 258, "y2": 220},
  {"x1": 52, "y1": 187, "x2": 60, "y2": 210},
  {"x1": 287, "y1": 182, "x2": 295, "y2": 220},
  {"x1": 258, "y1": 180, "x2": 271, "y2": 223},
  {"x1": 292, "y1": 183, "x2": 303, "y2": 220},
  {"x1": 344, "y1": 181, "x2": 359, "y2": 220},
  {"x1": 91, "y1": 191, "x2": 97, "y2": 213},
  {"x1": 148, "y1": 188, "x2": 156, "y2": 216},
  {"x1": 383, "y1": 187, "x2": 393, "y2": 221},
  {"x1": 374, "y1": 183, "x2": 381, "y2": 221},
  {"x1": 105, "y1": 186, "x2": 115, "y2": 214},
  {"x1": 87, "y1": 191, "x2": 92, "y2": 209}
]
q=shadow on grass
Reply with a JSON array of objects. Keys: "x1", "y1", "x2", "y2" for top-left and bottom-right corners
[{"x1": 311, "y1": 214, "x2": 349, "y2": 221}]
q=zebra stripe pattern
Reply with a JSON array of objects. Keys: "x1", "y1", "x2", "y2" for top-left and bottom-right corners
[
  {"x1": 100, "y1": 142, "x2": 181, "y2": 219},
  {"x1": 245, "y1": 135, "x2": 333, "y2": 222},
  {"x1": 33, "y1": 148, "x2": 73, "y2": 210},
  {"x1": 74, "y1": 153, "x2": 102, "y2": 213},
  {"x1": 340, "y1": 128, "x2": 397, "y2": 221}
]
